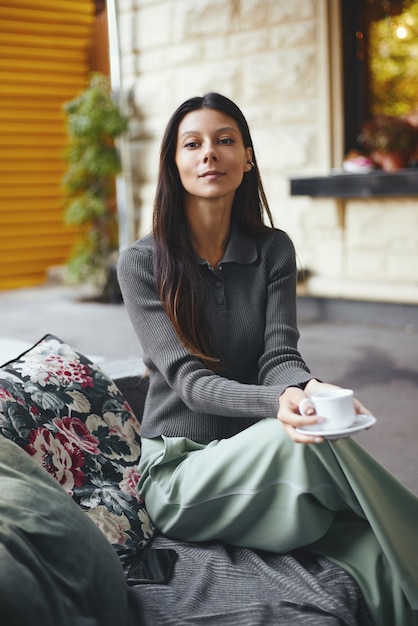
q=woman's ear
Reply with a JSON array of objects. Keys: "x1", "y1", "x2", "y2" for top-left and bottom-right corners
[{"x1": 244, "y1": 147, "x2": 254, "y2": 172}]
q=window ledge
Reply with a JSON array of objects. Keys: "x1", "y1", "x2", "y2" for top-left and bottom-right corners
[{"x1": 289, "y1": 168, "x2": 418, "y2": 198}]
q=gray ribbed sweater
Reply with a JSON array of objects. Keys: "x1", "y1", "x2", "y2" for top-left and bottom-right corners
[{"x1": 117, "y1": 226, "x2": 312, "y2": 442}]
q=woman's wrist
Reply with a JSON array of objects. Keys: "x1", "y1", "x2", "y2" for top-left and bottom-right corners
[
  {"x1": 281, "y1": 378, "x2": 320, "y2": 396},
  {"x1": 303, "y1": 378, "x2": 322, "y2": 395}
]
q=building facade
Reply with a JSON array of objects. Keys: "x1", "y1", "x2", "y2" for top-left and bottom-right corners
[{"x1": 115, "y1": 0, "x2": 418, "y2": 306}]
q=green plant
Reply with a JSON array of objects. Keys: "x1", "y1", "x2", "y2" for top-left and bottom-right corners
[
  {"x1": 62, "y1": 73, "x2": 129, "y2": 292},
  {"x1": 368, "y1": 2, "x2": 418, "y2": 118},
  {"x1": 357, "y1": 115, "x2": 417, "y2": 154}
]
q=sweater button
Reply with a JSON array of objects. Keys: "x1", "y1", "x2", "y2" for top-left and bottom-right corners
[
  {"x1": 215, "y1": 281, "x2": 222, "y2": 288},
  {"x1": 216, "y1": 296, "x2": 224, "y2": 305}
]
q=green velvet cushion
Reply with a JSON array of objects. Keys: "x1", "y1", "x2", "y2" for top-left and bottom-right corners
[{"x1": 0, "y1": 436, "x2": 127, "y2": 626}]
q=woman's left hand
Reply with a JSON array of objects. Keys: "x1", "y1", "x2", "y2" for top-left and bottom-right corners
[{"x1": 277, "y1": 380, "x2": 372, "y2": 444}]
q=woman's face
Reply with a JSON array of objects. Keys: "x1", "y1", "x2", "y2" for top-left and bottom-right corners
[{"x1": 175, "y1": 108, "x2": 252, "y2": 205}]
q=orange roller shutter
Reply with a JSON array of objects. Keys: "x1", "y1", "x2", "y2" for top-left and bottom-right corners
[{"x1": 0, "y1": 0, "x2": 95, "y2": 290}]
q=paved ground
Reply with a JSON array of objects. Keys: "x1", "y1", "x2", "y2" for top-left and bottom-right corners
[
  {"x1": 0, "y1": 285, "x2": 417, "y2": 495},
  {"x1": 298, "y1": 318, "x2": 418, "y2": 495}
]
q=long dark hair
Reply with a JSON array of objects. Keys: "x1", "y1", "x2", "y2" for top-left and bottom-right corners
[{"x1": 153, "y1": 92, "x2": 274, "y2": 369}]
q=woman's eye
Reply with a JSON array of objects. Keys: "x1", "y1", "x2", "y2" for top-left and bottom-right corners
[
  {"x1": 219, "y1": 137, "x2": 234, "y2": 145},
  {"x1": 185, "y1": 141, "x2": 199, "y2": 148}
]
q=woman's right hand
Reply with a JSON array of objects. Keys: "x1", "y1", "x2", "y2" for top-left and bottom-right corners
[
  {"x1": 277, "y1": 380, "x2": 371, "y2": 444},
  {"x1": 277, "y1": 384, "x2": 325, "y2": 444}
]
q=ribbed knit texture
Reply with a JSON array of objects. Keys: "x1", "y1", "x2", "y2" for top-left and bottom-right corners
[
  {"x1": 127, "y1": 536, "x2": 373, "y2": 626},
  {"x1": 117, "y1": 227, "x2": 312, "y2": 442}
]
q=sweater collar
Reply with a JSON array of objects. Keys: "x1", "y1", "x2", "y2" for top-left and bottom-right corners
[{"x1": 196, "y1": 223, "x2": 257, "y2": 267}]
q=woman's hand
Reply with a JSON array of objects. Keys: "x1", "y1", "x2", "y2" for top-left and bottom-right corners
[
  {"x1": 304, "y1": 380, "x2": 372, "y2": 418},
  {"x1": 277, "y1": 380, "x2": 372, "y2": 444},
  {"x1": 277, "y1": 385, "x2": 324, "y2": 444}
]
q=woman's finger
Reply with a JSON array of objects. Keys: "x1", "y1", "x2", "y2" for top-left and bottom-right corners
[
  {"x1": 353, "y1": 398, "x2": 372, "y2": 416},
  {"x1": 281, "y1": 423, "x2": 324, "y2": 444}
]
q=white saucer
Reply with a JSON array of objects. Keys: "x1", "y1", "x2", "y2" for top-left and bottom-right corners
[{"x1": 296, "y1": 414, "x2": 376, "y2": 440}]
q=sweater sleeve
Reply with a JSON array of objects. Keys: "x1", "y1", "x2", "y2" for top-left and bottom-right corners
[
  {"x1": 117, "y1": 244, "x2": 287, "y2": 420},
  {"x1": 258, "y1": 232, "x2": 312, "y2": 387}
]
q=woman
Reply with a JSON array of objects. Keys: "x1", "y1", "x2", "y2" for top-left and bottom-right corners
[{"x1": 118, "y1": 92, "x2": 418, "y2": 625}]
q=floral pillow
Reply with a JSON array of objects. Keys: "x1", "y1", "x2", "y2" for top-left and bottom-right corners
[{"x1": 0, "y1": 334, "x2": 154, "y2": 564}]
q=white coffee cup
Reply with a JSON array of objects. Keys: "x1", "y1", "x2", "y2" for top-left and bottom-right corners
[{"x1": 299, "y1": 388, "x2": 355, "y2": 431}]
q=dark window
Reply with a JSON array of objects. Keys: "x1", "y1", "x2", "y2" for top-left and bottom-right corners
[{"x1": 341, "y1": 0, "x2": 418, "y2": 153}]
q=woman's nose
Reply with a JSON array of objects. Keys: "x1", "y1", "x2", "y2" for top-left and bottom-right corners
[{"x1": 203, "y1": 143, "x2": 218, "y2": 162}]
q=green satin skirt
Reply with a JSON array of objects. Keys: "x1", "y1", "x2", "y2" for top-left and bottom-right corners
[{"x1": 138, "y1": 418, "x2": 418, "y2": 626}]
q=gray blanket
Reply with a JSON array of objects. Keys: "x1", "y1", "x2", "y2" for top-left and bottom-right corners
[{"x1": 127, "y1": 536, "x2": 373, "y2": 625}]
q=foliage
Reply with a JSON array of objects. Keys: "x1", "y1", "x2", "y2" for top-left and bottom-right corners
[
  {"x1": 357, "y1": 114, "x2": 417, "y2": 154},
  {"x1": 369, "y1": 2, "x2": 418, "y2": 117},
  {"x1": 62, "y1": 73, "x2": 129, "y2": 289}
]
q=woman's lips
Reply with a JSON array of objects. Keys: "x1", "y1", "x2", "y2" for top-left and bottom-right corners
[{"x1": 200, "y1": 170, "x2": 224, "y2": 179}]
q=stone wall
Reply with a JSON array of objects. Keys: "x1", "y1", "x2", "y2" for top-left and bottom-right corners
[
  {"x1": 117, "y1": 0, "x2": 418, "y2": 304},
  {"x1": 299, "y1": 198, "x2": 418, "y2": 303}
]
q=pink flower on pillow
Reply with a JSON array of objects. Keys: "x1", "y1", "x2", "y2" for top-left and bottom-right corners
[
  {"x1": 52, "y1": 416, "x2": 100, "y2": 455},
  {"x1": 29, "y1": 405, "x2": 41, "y2": 418},
  {"x1": 0, "y1": 388, "x2": 13, "y2": 401},
  {"x1": 120, "y1": 465, "x2": 141, "y2": 500},
  {"x1": 25, "y1": 427, "x2": 85, "y2": 492},
  {"x1": 15, "y1": 351, "x2": 94, "y2": 389},
  {"x1": 44, "y1": 355, "x2": 94, "y2": 388}
]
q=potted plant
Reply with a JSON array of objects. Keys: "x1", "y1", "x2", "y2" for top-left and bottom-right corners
[
  {"x1": 357, "y1": 115, "x2": 418, "y2": 171},
  {"x1": 62, "y1": 73, "x2": 129, "y2": 301}
]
